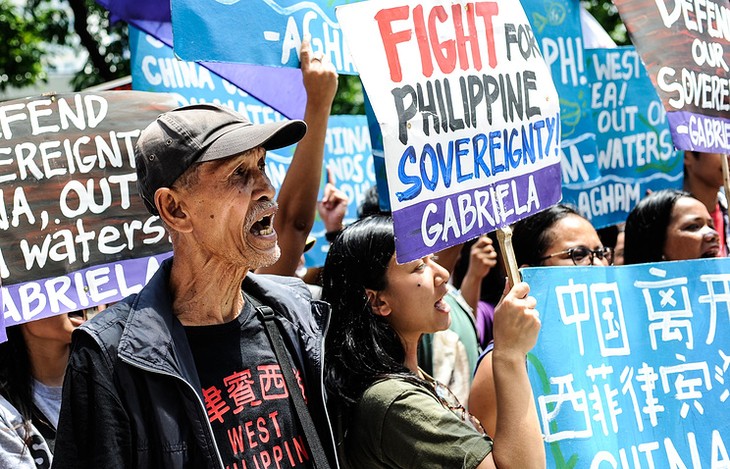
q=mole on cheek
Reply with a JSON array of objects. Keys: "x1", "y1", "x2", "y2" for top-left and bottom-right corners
[
  {"x1": 417, "y1": 283, "x2": 421, "y2": 287},
  {"x1": 210, "y1": 214, "x2": 215, "y2": 219}
]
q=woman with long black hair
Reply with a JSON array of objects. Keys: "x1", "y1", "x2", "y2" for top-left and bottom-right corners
[
  {"x1": 0, "y1": 312, "x2": 86, "y2": 468},
  {"x1": 322, "y1": 215, "x2": 544, "y2": 468}
]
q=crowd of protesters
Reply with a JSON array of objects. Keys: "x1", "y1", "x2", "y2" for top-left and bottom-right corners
[{"x1": 0, "y1": 36, "x2": 728, "y2": 469}]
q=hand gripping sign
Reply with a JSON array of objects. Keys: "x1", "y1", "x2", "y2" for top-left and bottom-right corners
[{"x1": 336, "y1": 0, "x2": 562, "y2": 263}]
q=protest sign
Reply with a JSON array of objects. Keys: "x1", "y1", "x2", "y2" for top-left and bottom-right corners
[
  {"x1": 0, "y1": 91, "x2": 179, "y2": 326},
  {"x1": 305, "y1": 114, "x2": 375, "y2": 266},
  {"x1": 129, "y1": 26, "x2": 288, "y2": 126},
  {"x1": 521, "y1": 0, "x2": 601, "y2": 189},
  {"x1": 522, "y1": 258, "x2": 730, "y2": 468},
  {"x1": 171, "y1": 0, "x2": 357, "y2": 75},
  {"x1": 337, "y1": 0, "x2": 562, "y2": 263},
  {"x1": 573, "y1": 47, "x2": 683, "y2": 228},
  {"x1": 613, "y1": 0, "x2": 730, "y2": 153}
]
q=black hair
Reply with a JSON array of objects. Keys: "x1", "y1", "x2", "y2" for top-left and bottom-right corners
[
  {"x1": 512, "y1": 204, "x2": 582, "y2": 267},
  {"x1": 357, "y1": 185, "x2": 390, "y2": 219},
  {"x1": 624, "y1": 189, "x2": 693, "y2": 265},
  {"x1": 322, "y1": 215, "x2": 416, "y2": 407},
  {"x1": 0, "y1": 325, "x2": 34, "y2": 446}
]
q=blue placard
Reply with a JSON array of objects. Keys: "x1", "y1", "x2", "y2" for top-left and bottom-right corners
[
  {"x1": 171, "y1": 0, "x2": 357, "y2": 75},
  {"x1": 521, "y1": 0, "x2": 600, "y2": 193},
  {"x1": 571, "y1": 47, "x2": 683, "y2": 228},
  {"x1": 522, "y1": 258, "x2": 730, "y2": 468},
  {"x1": 305, "y1": 114, "x2": 375, "y2": 267}
]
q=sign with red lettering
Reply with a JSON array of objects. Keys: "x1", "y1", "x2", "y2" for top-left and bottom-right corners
[
  {"x1": 613, "y1": 0, "x2": 730, "y2": 153},
  {"x1": 336, "y1": 0, "x2": 562, "y2": 263},
  {"x1": 0, "y1": 91, "x2": 178, "y2": 326}
]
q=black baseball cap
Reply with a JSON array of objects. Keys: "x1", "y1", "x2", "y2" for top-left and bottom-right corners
[{"x1": 135, "y1": 103, "x2": 307, "y2": 215}]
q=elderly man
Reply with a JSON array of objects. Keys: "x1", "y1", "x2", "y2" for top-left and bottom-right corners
[{"x1": 53, "y1": 103, "x2": 337, "y2": 469}]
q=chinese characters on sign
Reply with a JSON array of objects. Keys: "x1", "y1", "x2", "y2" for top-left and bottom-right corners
[{"x1": 523, "y1": 259, "x2": 730, "y2": 467}]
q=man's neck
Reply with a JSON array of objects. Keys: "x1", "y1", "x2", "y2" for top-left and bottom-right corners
[
  {"x1": 684, "y1": 178, "x2": 718, "y2": 214},
  {"x1": 169, "y1": 251, "x2": 250, "y2": 326}
]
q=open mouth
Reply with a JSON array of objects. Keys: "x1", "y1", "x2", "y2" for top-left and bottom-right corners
[
  {"x1": 68, "y1": 309, "x2": 87, "y2": 326},
  {"x1": 701, "y1": 245, "x2": 720, "y2": 258},
  {"x1": 250, "y1": 214, "x2": 274, "y2": 236},
  {"x1": 434, "y1": 297, "x2": 451, "y2": 314}
]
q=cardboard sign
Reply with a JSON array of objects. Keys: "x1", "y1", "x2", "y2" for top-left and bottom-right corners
[
  {"x1": 574, "y1": 47, "x2": 683, "y2": 228},
  {"x1": 523, "y1": 258, "x2": 730, "y2": 467},
  {"x1": 171, "y1": 0, "x2": 357, "y2": 75},
  {"x1": 613, "y1": 0, "x2": 730, "y2": 153},
  {"x1": 0, "y1": 91, "x2": 179, "y2": 325},
  {"x1": 337, "y1": 0, "x2": 562, "y2": 263}
]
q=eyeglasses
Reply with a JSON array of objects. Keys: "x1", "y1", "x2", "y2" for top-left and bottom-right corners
[
  {"x1": 429, "y1": 379, "x2": 487, "y2": 436},
  {"x1": 539, "y1": 246, "x2": 614, "y2": 266}
]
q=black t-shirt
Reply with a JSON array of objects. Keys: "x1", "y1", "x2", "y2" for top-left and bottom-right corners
[{"x1": 185, "y1": 299, "x2": 314, "y2": 469}]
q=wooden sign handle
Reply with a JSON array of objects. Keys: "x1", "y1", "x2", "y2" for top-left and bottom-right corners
[{"x1": 497, "y1": 226, "x2": 521, "y2": 288}]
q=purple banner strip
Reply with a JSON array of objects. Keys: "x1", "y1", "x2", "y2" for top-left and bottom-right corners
[
  {"x1": 667, "y1": 111, "x2": 730, "y2": 153},
  {"x1": 392, "y1": 164, "x2": 562, "y2": 263},
  {"x1": 3, "y1": 252, "x2": 172, "y2": 327},
  {"x1": 96, "y1": 0, "x2": 170, "y2": 23},
  {"x1": 0, "y1": 291, "x2": 5, "y2": 343}
]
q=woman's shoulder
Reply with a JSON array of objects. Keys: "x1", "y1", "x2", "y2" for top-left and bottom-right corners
[{"x1": 357, "y1": 377, "x2": 441, "y2": 423}]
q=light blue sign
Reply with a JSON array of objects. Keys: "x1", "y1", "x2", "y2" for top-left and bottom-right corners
[
  {"x1": 170, "y1": 0, "x2": 357, "y2": 75},
  {"x1": 575, "y1": 47, "x2": 682, "y2": 228},
  {"x1": 305, "y1": 114, "x2": 375, "y2": 267},
  {"x1": 522, "y1": 258, "x2": 730, "y2": 468},
  {"x1": 521, "y1": 0, "x2": 601, "y2": 191}
]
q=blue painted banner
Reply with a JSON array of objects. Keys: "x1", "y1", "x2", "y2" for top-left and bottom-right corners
[
  {"x1": 171, "y1": 0, "x2": 358, "y2": 75},
  {"x1": 521, "y1": 0, "x2": 601, "y2": 189},
  {"x1": 522, "y1": 258, "x2": 730, "y2": 468},
  {"x1": 306, "y1": 114, "x2": 375, "y2": 267},
  {"x1": 613, "y1": 0, "x2": 730, "y2": 154},
  {"x1": 573, "y1": 47, "x2": 683, "y2": 228},
  {"x1": 337, "y1": 0, "x2": 562, "y2": 263},
  {"x1": 0, "y1": 91, "x2": 179, "y2": 326},
  {"x1": 130, "y1": 26, "x2": 374, "y2": 267}
]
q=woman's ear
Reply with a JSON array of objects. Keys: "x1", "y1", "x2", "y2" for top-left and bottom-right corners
[{"x1": 365, "y1": 289, "x2": 391, "y2": 317}]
